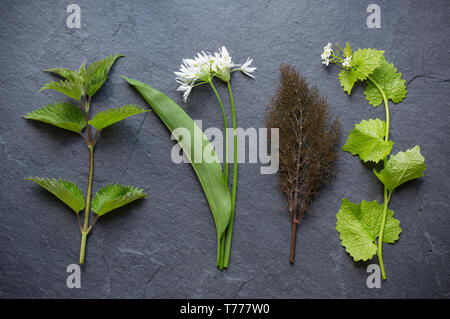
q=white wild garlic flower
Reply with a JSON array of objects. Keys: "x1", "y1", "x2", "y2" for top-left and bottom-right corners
[{"x1": 175, "y1": 46, "x2": 256, "y2": 102}]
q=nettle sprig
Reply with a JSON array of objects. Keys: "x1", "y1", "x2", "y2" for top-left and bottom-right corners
[
  {"x1": 323, "y1": 43, "x2": 426, "y2": 279},
  {"x1": 24, "y1": 54, "x2": 148, "y2": 264},
  {"x1": 175, "y1": 46, "x2": 256, "y2": 269}
]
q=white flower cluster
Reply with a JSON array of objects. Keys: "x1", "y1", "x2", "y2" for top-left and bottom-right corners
[
  {"x1": 321, "y1": 42, "x2": 333, "y2": 66},
  {"x1": 175, "y1": 46, "x2": 256, "y2": 102}
]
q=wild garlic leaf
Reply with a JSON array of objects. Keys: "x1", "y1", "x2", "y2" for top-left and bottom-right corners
[
  {"x1": 336, "y1": 198, "x2": 401, "y2": 261},
  {"x1": 91, "y1": 184, "x2": 146, "y2": 216},
  {"x1": 124, "y1": 77, "x2": 231, "y2": 237},
  {"x1": 26, "y1": 177, "x2": 85, "y2": 213},
  {"x1": 342, "y1": 118, "x2": 393, "y2": 162},
  {"x1": 364, "y1": 57, "x2": 407, "y2": 107},
  {"x1": 338, "y1": 48, "x2": 384, "y2": 94},
  {"x1": 89, "y1": 105, "x2": 148, "y2": 131},
  {"x1": 85, "y1": 54, "x2": 123, "y2": 97},
  {"x1": 374, "y1": 145, "x2": 426, "y2": 192},
  {"x1": 24, "y1": 102, "x2": 86, "y2": 133},
  {"x1": 39, "y1": 80, "x2": 83, "y2": 101}
]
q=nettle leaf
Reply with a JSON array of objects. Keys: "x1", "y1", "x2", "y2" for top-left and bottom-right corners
[
  {"x1": 342, "y1": 118, "x2": 393, "y2": 163},
  {"x1": 364, "y1": 57, "x2": 407, "y2": 107},
  {"x1": 24, "y1": 102, "x2": 86, "y2": 133},
  {"x1": 39, "y1": 80, "x2": 83, "y2": 101},
  {"x1": 91, "y1": 184, "x2": 146, "y2": 216},
  {"x1": 44, "y1": 68, "x2": 81, "y2": 83},
  {"x1": 374, "y1": 145, "x2": 426, "y2": 192},
  {"x1": 336, "y1": 198, "x2": 401, "y2": 261},
  {"x1": 85, "y1": 54, "x2": 123, "y2": 97},
  {"x1": 89, "y1": 105, "x2": 148, "y2": 131},
  {"x1": 26, "y1": 177, "x2": 85, "y2": 213},
  {"x1": 339, "y1": 48, "x2": 384, "y2": 94}
]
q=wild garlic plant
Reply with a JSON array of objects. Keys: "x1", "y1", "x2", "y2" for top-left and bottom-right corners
[
  {"x1": 174, "y1": 46, "x2": 256, "y2": 269},
  {"x1": 24, "y1": 55, "x2": 148, "y2": 264},
  {"x1": 323, "y1": 43, "x2": 426, "y2": 279}
]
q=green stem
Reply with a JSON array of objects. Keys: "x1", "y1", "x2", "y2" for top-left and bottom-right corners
[
  {"x1": 79, "y1": 129, "x2": 94, "y2": 265},
  {"x1": 223, "y1": 81, "x2": 238, "y2": 268},
  {"x1": 209, "y1": 81, "x2": 229, "y2": 182},
  {"x1": 368, "y1": 75, "x2": 390, "y2": 279},
  {"x1": 209, "y1": 81, "x2": 229, "y2": 269}
]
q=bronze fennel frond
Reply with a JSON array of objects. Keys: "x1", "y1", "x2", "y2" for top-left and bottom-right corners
[{"x1": 266, "y1": 63, "x2": 341, "y2": 264}]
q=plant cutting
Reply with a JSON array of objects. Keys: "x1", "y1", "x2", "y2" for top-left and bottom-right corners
[
  {"x1": 124, "y1": 77, "x2": 231, "y2": 267},
  {"x1": 174, "y1": 46, "x2": 256, "y2": 269},
  {"x1": 266, "y1": 64, "x2": 340, "y2": 264},
  {"x1": 25, "y1": 54, "x2": 148, "y2": 264},
  {"x1": 322, "y1": 42, "x2": 426, "y2": 279}
]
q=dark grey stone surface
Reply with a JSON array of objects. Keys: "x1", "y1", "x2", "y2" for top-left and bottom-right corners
[{"x1": 0, "y1": 0, "x2": 449, "y2": 298}]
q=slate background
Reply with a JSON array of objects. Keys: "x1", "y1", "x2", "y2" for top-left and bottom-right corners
[{"x1": 0, "y1": 0, "x2": 449, "y2": 299}]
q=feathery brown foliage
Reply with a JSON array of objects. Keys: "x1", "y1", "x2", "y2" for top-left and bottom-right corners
[{"x1": 266, "y1": 64, "x2": 340, "y2": 263}]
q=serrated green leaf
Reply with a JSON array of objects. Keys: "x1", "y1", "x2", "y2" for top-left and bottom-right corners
[
  {"x1": 26, "y1": 177, "x2": 85, "y2": 213},
  {"x1": 374, "y1": 145, "x2": 426, "y2": 192},
  {"x1": 343, "y1": 42, "x2": 352, "y2": 58},
  {"x1": 342, "y1": 118, "x2": 393, "y2": 162},
  {"x1": 39, "y1": 79, "x2": 83, "y2": 101},
  {"x1": 338, "y1": 69, "x2": 359, "y2": 94},
  {"x1": 364, "y1": 57, "x2": 408, "y2": 107},
  {"x1": 85, "y1": 54, "x2": 123, "y2": 97},
  {"x1": 123, "y1": 77, "x2": 231, "y2": 238},
  {"x1": 91, "y1": 184, "x2": 146, "y2": 216},
  {"x1": 89, "y1": 105, "x2": 149, "y2": 131},
  {"x1": 24, "y1": 102, "x2": 86, "y2": 133},
  {"x1": 336, "y1": 198, "x2": 401, "y2": 261},
  {"x1": 339, "y1": 48, "x2": 384, "y2": 94},
  {"x1": 44, "y1": 68, "x2": 81, "y2": 83}
]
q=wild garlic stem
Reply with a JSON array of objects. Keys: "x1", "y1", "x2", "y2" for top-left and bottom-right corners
[
  {"x1": 209, "y1": 81, "x2": 228, "y2": 269},
  {"x1": 368, "y1": 75, "x2": 390, "y2": 279},
  {"x1": 223, "y1": 81, "x2": 238, "y2": 268},
  {"x1": 209, "y1": 81, "x2": 229, "y2": 182}
]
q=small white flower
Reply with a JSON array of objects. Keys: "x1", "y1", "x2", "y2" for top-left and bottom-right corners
[
  {"x1": 342, "y1": 55, "x2": 352, "y2": 68},
  {"x1": 321, "y1": 56, "x2": 330, "y2": 66},
  {"x1": 321, "y1": 42, "x2": 333, "y2": 66},
  {"x1": 323, "y1": 42, "x2": 333, "y2": 54},
  {"x1": 213, "y1": 46, "x2": 238, "y2": 82},
  {"x1": 176, "y1": 81, "x2": 194, "y2": 102},
  {"x1": 239, "y1": 57, "x2": 256, "y2": 78}
]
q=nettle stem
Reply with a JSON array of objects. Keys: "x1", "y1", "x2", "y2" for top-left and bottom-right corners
[
  {"x1": 79, "y1": 98, "x2": 95, "y2": 265},
  {"x1": 368, "y1": 75, "x2": 390, "y2": 280}
]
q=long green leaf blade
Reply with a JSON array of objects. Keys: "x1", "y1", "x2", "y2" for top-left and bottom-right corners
[
  {"x1": 89, "y1": 105, "x2": 149, "y2": 131},
  {"x1": 26, "y1": 177, "x2": 85, "y2": 213},
  {"x1": 24, "y1": 102, "x2": 86, "y2": 133},
  {"x1": 123, "y1": 77, "x2": 231, "y2": 237}
]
